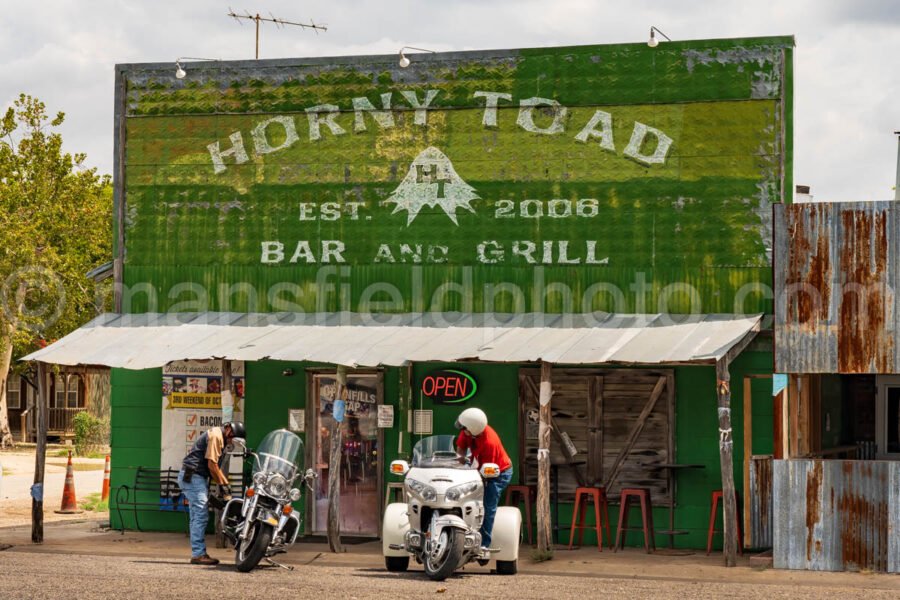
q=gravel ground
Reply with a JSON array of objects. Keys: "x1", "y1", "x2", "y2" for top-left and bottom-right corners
[{"x1": 1, "y1": 549, "x2": 897, "y2": 600}]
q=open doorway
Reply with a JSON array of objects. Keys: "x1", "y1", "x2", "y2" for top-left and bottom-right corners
[{"x1": 308, "y1": 371, "x2": 382, "y2": 537}]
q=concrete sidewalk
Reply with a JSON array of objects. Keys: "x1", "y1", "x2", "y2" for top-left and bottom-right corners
[{"x1": 1, "y1": 519, "x2": 898, "y2": 591}]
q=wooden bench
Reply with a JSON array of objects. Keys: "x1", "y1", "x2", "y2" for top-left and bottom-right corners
[{"x1": 115, "y1": 467, "x2": 245, "y2": 533}]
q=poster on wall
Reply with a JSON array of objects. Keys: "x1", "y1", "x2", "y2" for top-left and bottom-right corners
[{"x1": 160, "y1": 360, "x2": 245, "y2": 471}]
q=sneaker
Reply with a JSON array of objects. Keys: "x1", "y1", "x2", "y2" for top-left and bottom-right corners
[{"x1": 190, "y1": 554, "x2": 220, "y2": 565}]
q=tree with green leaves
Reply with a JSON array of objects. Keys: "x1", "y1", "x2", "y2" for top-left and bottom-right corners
[{"x1": 0, "y1": 94, "x2": 111, "y2": 448}]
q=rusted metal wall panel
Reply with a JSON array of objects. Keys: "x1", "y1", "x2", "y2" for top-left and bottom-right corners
[
  {"x1": 773, "y1": 459, "x2": 897, "y2": 572},
  {"x1": 775, "y1": 202, "x2": 900, "y2": 373},
  {"x1": 749, "y1": 456, "x2": 773, "y2": 548}
]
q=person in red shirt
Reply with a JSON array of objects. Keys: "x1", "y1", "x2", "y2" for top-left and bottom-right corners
[{"x1": 455, "y1": 407, "x2": 513, "y2": 550}]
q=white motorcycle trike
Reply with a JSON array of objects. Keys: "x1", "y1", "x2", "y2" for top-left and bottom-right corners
[{"x1": 382, "y1": 435, "x2": 520, "y2": 580}]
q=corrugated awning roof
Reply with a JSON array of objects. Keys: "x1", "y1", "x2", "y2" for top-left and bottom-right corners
[{"x1": 22, "y1": 312, "x2": 762, "y2": 369}]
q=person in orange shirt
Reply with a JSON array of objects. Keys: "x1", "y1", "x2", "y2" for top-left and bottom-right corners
[{"x1": 455, "y1": 407, "x2": 513, "y2": 550}]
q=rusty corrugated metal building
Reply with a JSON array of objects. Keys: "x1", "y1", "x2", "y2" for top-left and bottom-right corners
[{"x1": 772, "y1": 200, "x2": 900, "y2": 572}]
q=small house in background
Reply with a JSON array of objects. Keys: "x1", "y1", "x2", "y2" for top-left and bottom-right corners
[{"x1": 8, "y1": 367, "x2": 109, "y2": 442}]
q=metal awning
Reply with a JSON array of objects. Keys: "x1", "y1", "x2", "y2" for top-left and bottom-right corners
[{"x1": 23, "y1": 312, "x2": 762, "y2": 369}]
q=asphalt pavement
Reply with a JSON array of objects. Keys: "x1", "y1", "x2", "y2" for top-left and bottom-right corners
[{"x1": 1, "y1": 519, "x2": 899, "y2": 599}]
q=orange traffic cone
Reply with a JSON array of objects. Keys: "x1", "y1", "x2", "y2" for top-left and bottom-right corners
[
  {"x1": 100, "y1": 455, "x2": 111, "y2": 502},
  {"x1": 54, "y1": 450, "x2": 83, "y2": 514}
]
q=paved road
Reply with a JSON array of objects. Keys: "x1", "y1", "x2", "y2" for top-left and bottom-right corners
[{"x1": 1, "y1": 548, "x2": 898, "y2": 600}]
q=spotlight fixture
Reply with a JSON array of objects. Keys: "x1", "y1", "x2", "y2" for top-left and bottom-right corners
[
  {"x1": 398, "y1": 46, "x2": 436, "y2": 68},
  {"x1": 173, "y1": 57, "x2": 219, "y2": 80},
  {"x1": 648, "y1": 26, "x2": 671, "y2": 48}
]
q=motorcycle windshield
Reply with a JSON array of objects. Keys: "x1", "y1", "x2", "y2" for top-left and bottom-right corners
[
  {"x1": 252, "y1": 429, "x2": 304, "y2": 481},
  {"x1": 411, "y1": 435, "x2": 471, "y2": 469}
]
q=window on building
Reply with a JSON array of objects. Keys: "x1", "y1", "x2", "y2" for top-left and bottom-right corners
[
  {"x1": 6, "y1": 376, "x2": 21, "y2": 410},
  {"x1": 54, "y1": 375, "x2": 83, "y2": 409}
]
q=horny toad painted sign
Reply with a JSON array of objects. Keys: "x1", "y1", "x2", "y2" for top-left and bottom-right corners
[{"x1": 119, "y1": 39, "x2": 792, "y2": 314}]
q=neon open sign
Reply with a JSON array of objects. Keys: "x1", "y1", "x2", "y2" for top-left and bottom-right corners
[{"x1": 421, "y1": 370, "x2": 478, "y2": 405}]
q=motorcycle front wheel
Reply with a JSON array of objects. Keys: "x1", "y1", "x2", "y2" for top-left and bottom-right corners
[
  {"x1": 235, "y1": 521, "x2": 273, "y2": 572},
  {"x1": 423, "y1": 528, "x2": 464, "y2": 581}
]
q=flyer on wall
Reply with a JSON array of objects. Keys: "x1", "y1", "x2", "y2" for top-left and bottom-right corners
[{"x1": 160, "y1": 360, "x2": 245, "y2": 471}]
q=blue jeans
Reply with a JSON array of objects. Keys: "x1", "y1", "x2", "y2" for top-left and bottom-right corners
[
  {"x1": 481, "y1": 467, "x2": 513, "y2": 548},
  {"x1": 177, "y1": 469, "x2": 210, "y2": 558}
]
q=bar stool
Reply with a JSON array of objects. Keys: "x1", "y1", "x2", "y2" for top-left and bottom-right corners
[
  {"x1": 614, "y1": 487, "x2": 655, "y2": 553},
  {"x1": 706, "y1": 489, "x2": 743, "y2": 555},
  {"x1": 504, "y1": 484, "x2": 535, "y2": 545},
  {"x1": 568, "y1": 486, "x2": 611, "y2": 551},
  {"x1": 384, "y1": 482, "x2": 406, "y2": 506}
]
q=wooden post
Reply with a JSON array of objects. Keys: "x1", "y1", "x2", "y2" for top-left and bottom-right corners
[
  {"x1": 715, "y1": 359, "x2": 738, "y2": 567},
  {"x1": 327, "y1": 366, "x2": 346, "y2": 553},
  {"x1": 398, "y1": 364, "x2": 412, "y2": 458},
  {"x1": 742, "y1": 376, "x2": 752, "y2": 550},
  {"x1": 536, "y1": 361, "x2": 553, "y2": 554},
  {"x1": 215, "y1": 360, "x2": 233, "y2": 548},
  {"x1": 714, "y1": 323, "x2": 760, "y2": 567},
  {"x1": 32, "y1": 362, "x2": 47, "y2": 543}
]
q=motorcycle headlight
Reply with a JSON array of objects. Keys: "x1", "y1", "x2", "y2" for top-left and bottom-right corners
[
  {"x1": 266, "y1": 474, "x2": 288, "y2": 497},
  {"x1": 406, "y1": 478, "x2": 437, "y2": 502},
  {"x1": 252, "y1": 472, "x2": 267, "y2": 486},
  {"x1": 289, "y1": 488, "x2": 301, "y2": 502},
  {"x1": 444, "y1": 481, "x2": 479, "y2": 502}
]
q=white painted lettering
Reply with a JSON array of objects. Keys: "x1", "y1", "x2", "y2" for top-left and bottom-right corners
[
  {"x1": 516, "y1": 97, "x2": 567, "y2": 135},
  {"x1": 352, "y1": 93, "x2": 395, "y2": 132},
  {"x1": 427, "y1": 245, "x2": 449, "y2": 263},
  {"x1": 320, "y1": 202, "x2": 341, "y2": 221},
  {"x1": 306, "y1": 104, "x2": 347, "y2": 141},
  {"x1": 474, "y1": 91, "x2": 513, "y2": 127},
  {"x1": 399, "y1": 90, "x2": 439, "y2": 126},
  {"x1": 208, "y1": 131, "x2": 249, "y2": 174},
  {"x1": 374, "y1": 244, "x2": 396, "y2": 263},
  {"x1": 261, "y1": 241, "x2": 285, "y2": 264},
  {"x1": 289, "y1": 241, "x2": 316, "y2": 264},
  {"x1": 623, "y1": 122, "x2": 673, "y2": 165},
  {"x1": 512, "y1": 240, "x2": 537, "y2": 264},
  {"x1": 477, "y1": 241, "x2": 504, "y2": 264},
  {"x1": 299, "y1": 202, "x2": 316, "y2": 221},
  {"x1": 321, "y1": 240, "x2": 346, "y2": 263},
  {"x1": 557, "y1": 241, "x2": 581, "y2": 264},
  {"x1": 585, "y1": 241, "x2": 610, "y2": 264},
  {"x1": 574, "y1": 110, "x2": 615, "y2": 152},
  {"x1": 252, "y1": 116, "x2": 299, "y2": 155}
]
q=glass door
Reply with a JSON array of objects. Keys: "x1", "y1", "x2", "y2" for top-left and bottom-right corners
[{"x1": 311, "y1": 372, "x2": 381, "y2": 536}]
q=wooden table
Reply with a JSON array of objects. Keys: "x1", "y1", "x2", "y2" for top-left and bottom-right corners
[{"x1": 641, "y1": 463, "x2": 704, "y2": 549}]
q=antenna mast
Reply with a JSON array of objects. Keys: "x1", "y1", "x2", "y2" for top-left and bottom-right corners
[{"x1": 228, "y1": 9, "x2": 327, "y2": 59}]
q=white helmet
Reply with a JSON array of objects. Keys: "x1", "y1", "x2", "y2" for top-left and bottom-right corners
[{"x1": 455, "y1": 407, "x2": 488, "y2": 436}]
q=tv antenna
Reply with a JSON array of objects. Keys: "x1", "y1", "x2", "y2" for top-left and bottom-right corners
[{"x1": 228, "y1": 9, "x2": 327, "y2": 59}]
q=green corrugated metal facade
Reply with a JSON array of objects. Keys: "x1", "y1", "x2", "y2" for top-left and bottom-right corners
[
  {"x1": 110, "y1": 37, "x2": 791, "y2": 548},
  {"x1": 117, "y1": 37, "x2": 792, "y2": 314}
]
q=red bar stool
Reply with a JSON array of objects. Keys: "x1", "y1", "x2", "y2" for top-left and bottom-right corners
[
  {"x1": 706, "y1": 489, "x2": 743, "y2": 556},
  {"x1": 504, "y1": 484, "x2": 535, "y2": 545},
  {"x1": 614, "y1": 487, "x2": 655, "y2": 553},
  {"x1": 568, "y1": 486, "x2": 611, "y2": 551}
]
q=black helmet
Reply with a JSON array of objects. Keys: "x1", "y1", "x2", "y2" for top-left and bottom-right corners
[{"x1": 224, "y1": 421, "x2": 246, "y2": 440}]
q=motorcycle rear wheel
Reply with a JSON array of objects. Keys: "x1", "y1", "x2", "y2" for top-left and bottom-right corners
[
  {"x1": 235, "y1": 521, "x2": 273, "y2": 572},
  {"x1": 423, "y1": 528, "x2": 464, "y2": 581}
]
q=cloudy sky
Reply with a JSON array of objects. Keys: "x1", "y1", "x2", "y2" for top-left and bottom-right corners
[{"x1": 2, "y1": 0, "x2": 898, "y2": 201}]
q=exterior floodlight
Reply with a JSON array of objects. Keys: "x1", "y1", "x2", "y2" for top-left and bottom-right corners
[
  {"x1": 174, "y1": 57, "x2": 219, "y2": 80},
  {"x1": 398, "y1": 46, "x2": 436, "y2": 68},
  {"x1": 648, "y1": 26, "x2": 671, "y2": 48}
]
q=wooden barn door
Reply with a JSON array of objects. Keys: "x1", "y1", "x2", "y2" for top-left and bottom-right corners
[{"x1": 520, "y1": 368, "x2": 674, "y2": 504}]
